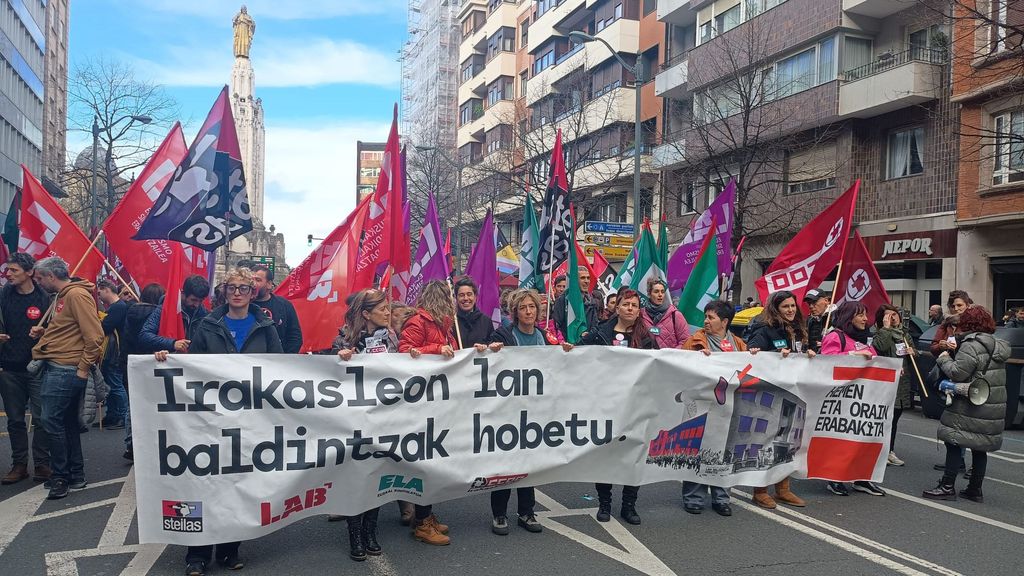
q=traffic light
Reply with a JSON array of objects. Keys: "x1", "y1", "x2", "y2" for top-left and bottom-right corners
[{"x1": 307, "y1": 234, "x2": 313, "y2": 247}]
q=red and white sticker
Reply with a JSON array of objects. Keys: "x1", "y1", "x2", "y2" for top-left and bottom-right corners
[
  {"x1": 26, "y1": 306, "x2": 42, "y2": 320},
  {"x1": 55, "y1": 300, "x2": 65, "y2": 314}
]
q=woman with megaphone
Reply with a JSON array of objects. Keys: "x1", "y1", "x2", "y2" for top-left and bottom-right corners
[{"x1": 923, "y1": 306, "x2": 1010, "y2": 503}]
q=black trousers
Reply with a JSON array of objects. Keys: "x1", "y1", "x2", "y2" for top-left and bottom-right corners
[
  {"x1": 595, "y1": 483, "x2": 638, "y2": 504},
  {"x1": 185, "y1": 541, "x2": 240, "y2": 564},
  {"x1": 414, "y1": 504, "x2": 432, "y2": 521},
  {"x1": 490, "y1": 487, "x2": 536, "y2": 517},
  {"x1": 941, "y1": 442, "x2": 987, "y2": 488}
]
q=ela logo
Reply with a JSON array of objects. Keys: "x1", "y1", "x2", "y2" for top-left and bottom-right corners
[
  {"x1": 161, "y1": 500, "x2": 203, "y2": 533},
  {"x1": 377, "y1": 474, "x2": 424, "y2": 497}
]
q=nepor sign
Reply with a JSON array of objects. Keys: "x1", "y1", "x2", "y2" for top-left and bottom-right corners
[{"x1": 881, "y1": 237, "x2": 933, "y2": 259}]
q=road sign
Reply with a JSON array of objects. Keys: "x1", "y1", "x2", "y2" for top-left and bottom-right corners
[
  {"x1": 584, "y1": 221, "x2": 635, "y2": 236},
  {"x1": 246, "y1": 256, "x2": 276, "y2": 269},
  {"x1": 586, "y1": 234, "x2": 634, "y2": 247},
  {"x1": 584, "y1": 244, "x2": 632, "y2": 261}
]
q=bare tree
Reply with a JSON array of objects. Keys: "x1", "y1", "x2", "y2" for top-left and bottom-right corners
[{"x1": 62, "y1": 57, "x2": 180, "y2": 230}]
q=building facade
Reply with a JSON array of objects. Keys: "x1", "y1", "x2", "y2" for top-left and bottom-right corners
[
  {"x1": 0, "y1": 0, "x2": 46, "y2": 212},
  {"x1": 655, "y1": 0, "x2": 960, "y2": 317},
  {"x1": 949, "y1": 0, "x2": 1024, "y2": 320},
  {"x1": 356, "y1": 141, "x2": 385, "y2": 204},
  {"x1": 41, "y1": 0, "x2": 67, "y2": 185}
]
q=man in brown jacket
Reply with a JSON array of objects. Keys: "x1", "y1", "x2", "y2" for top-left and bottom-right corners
[{"x1": 30, "y1": 257, "x2": 103, "y2": 500}]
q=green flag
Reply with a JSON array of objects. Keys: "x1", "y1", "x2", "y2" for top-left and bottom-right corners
[
  {"x1": 655, "y1": 217, "x2": 669, "y2": 280},
  {"x1": 518, "y1": 193, "x2": 543, "y2": 290},
  {"x1": 676, "y1": 217, "x2": 721, "y2": 330},
  {"x1": 1, "y1": 190, "x2": 20, "y2": 256},
  {"x1": 565, "y1": 206, "x2": 586, "y2": 343},
  {"x1": 609, "y1": 243, "x2": 637, "y2": 292},
  {"x1": 630, "y1": 223, "x2": 660, "y2": 304}
]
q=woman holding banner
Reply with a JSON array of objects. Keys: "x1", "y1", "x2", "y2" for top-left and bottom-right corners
[
  {"x1": 743, "y1": 290, "x2": 813, "y2": 509},
  {"x1": 818, "y1": 302, "x2": 887, "y2": 497},
  {"x1": 488, "y1": 289, "x2": 574, "y2": 535},
  {"x1": 333, "y1": 289, "x2": 397, "y2": 560},
  {"x1": 398, "y1": 280, "x2": 457, "y2": 546},
  {"x1": 679, "y1": 300, "x2": 752, "y2": 516},
  {"x1": 580, "y1": 288, "x2": 657, "y2": 525},
  {"x1": 641, "y1": 278, "x2": 690, "y2": 349},
  {"x1": 154, "y1": 267, "x2": 283, "y2": 576}
]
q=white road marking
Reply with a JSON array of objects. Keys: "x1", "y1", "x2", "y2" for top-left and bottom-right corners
[
  {"x1": 98, "y1": 469, "x2": 137, "y2": 547},
  {"x1": 0, "y1": 483, "x2": 48, "y2": 555},
  {"x1": 28, "y1": 498, "x2": 119, "y2": 521},
  {"x1": 729, "y1": 497, "x2": 933, "y2": 576},
  {"x1": 732, "y1": 490, "x2": 963, "y2": 576},
  {"x1": 899, "y1": 433, "x2": 1024, "y2": 463},
  {"x1": 986, "y1": 476, "x2": 1024, "y2": 489},
  {"x1": 44, "y1": 544, "x2": 166, "y2": 576},
  {"x1": 533, "y1": 489, "x2": 677, "y2": 576},
  {"x1": 885, "y1": 489, "x2": 1024, "y2": 535}
]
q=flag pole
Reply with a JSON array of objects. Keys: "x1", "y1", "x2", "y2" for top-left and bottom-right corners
[
  {"x1": 100, "y1": 256, "x2": 140, "y2": 301},
  {"x1": 822, "y1": 259, "x2": 844, "y2": 334},
  {"x1": 36, "y1": 230, "x2": 106, "y2": 327},
  {"x1": 903, "y1": 333, "x2": 929, "y2": 399},
  {"x1": 544, "y1": 224, "x2": 556, "y2": 323},
  {"x1": 448, "y1": 278, "x2": 463, "y2": 350}
]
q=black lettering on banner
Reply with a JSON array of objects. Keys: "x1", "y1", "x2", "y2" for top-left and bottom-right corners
[
  {"x1": 473, "y1": 411, "x2": 612, "y2": 453},
  {"x1": 156, "y1": 368, "x2": 186, "y2": 412}
]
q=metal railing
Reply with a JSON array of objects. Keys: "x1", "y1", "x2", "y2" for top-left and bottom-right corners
[
  {"x1": 660, "y1": 50, "x2": 689, "y2": 71},
  {"x1": 843, "y1": 47, "x2": 947, "y2": 82}
]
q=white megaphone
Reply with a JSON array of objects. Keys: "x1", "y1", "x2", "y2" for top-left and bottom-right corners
[{"x1": 939, "y1": 379, "x2": 990, "y2": 406}]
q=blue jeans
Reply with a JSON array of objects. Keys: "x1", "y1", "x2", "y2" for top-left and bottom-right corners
[
  {"x1": 0, "y1": 370, "x2": 49, "y2": 467},
  {"x1": 682, "y1": 482, "x2": 729, "y2": 508},
  {"x1": 101, "y1": 364, "x2": 127, "y2": 424},
  {"x1": 40, "y1": 363, "x2": 87, "y2": 483}
]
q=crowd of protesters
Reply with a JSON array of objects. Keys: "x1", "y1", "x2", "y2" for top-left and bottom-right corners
[{"x1": 0, "y1": 251, "x2": 1017, "y2": 576}]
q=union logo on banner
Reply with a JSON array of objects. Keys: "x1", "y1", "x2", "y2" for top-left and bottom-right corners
[{"x1": 846, "y1": 269, "x2": 871, "y2": 301}]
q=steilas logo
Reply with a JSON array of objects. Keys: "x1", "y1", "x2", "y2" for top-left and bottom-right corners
[
  {"x1": 162, "y1": 500, "x2": 203, "y2": 533},
  {"x1": 260, "y1": 482, "x2": 333, "y2": 526},
  {"x1": 468, "y1": 474, "x2": 529, "y2": 493}
]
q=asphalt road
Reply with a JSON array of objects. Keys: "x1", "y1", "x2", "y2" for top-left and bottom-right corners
[{"x1": 0, "y1": 409, "x2": 1021, "y2": 576}]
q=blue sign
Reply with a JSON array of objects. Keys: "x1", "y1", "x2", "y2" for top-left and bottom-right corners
[{"x1": 584, "y1": 221, "x2": 635, "y2": 236}]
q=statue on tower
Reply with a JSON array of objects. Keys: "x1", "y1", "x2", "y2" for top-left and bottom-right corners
[{"x1": 233, "y1": 6, "x2": 255, "y2": 58}]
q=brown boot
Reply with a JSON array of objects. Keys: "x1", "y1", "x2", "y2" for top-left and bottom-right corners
[
  {"x1": 752, "y1": 487, "x2": 777, "y2": 509},
  {"x1": 33, "y1": 465, "x2": 52, "y2": 482},
  {"x1": 413, "y1": 515, "x2": 450, "y2": 546},
  {"x1": 2, "y1": 464, "x2": 29, "y2": 485},
  {"x1": 774, "y1": 477, "x2": 806, "y2": 507},
  {"x1": 425, "y1": 514, "x2": 448, "y2": 535}
]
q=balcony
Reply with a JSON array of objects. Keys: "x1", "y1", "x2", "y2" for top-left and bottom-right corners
[
  {"x1": 529, "y1": 0, "x2": 587, "y2": 53},
  {"x1": 838, "y1": 48, "x2": 947, "y2": 119},
  {"x1": 657, "y1": 0, "x2": 697, "y2": 26},
  {"x1": 842, "y1": 0, "x2": 917, "y2": 19},
  {"x1": 652, "y1": 139, "x2": 685, "y2": 170},
  {"x1": 655, "y1": 52, "x2": 689, "y2": 100}
]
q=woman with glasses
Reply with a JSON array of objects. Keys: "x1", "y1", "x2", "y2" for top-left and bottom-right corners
[{"x1": 155, "y1": 267, "x2": 283, "y2": 576}]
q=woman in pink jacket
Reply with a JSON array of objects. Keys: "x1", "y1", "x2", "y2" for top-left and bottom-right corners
[
  {"x1": 641, "y1": 278, "x2": 690, "y2": 349},
  {"x1": 818, "y1": 301, "x2": 886, "y2": 497}
]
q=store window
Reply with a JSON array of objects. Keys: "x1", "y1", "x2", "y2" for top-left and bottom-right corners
[
  {"x1": 887, "y1": 126, "x2": 925, "y2": 179},
  {"x1": 993, "y1": 109, "x2": 1024, "y2": 185}
]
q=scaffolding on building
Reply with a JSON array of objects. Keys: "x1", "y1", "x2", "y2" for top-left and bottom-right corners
[{"x1": 401, "y1": 0, "x2": 459, "y2": 153}]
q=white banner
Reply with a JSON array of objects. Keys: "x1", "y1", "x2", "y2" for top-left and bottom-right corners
[{"x1": 129, "y1": 348, "x2": 901, "y2": 544}]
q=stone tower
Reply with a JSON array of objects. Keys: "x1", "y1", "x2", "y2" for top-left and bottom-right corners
[{"x1": 230, "y1": 5, "x2": 265, "y2": 222}]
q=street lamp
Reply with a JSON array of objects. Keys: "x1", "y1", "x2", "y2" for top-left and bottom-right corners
[
  {"x1": 414, "y1": 144, "x2": 463, "y2": 265},
  {"x1": 569, "y1": 31, "x2": 645, "y2": 241},
  {"x1": 90, "y1": 114, "x2": 152, "y2": 233}
]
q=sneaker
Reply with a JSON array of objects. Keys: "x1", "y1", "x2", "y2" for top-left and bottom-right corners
[
  {"x1": 517, "y1": 513, "x2": 543, "y2": 533},
  {"x1": 47, "y1": 478, "x2": 69, "y2": 500},
  {"x1": 826, "y1": 482, "x2": 849, "y2": 496},
  {"x1": 922, "y1": 483, "x2": 956, "y2": 501},
  {"x1": 491, "y1": 515, "x2": 509, "y2": 536},
  {"x1": 70, "y1": 479, "x2": 88, "y2": 491},
  {"x1": 184, "y1": 560, "x2": 206, "y2": 576},
  {"x1": 887, "y1": 452, "x2": 905, "y2": 467},
  {"x1": 218, "y1": 554, "x2": 244, "y2": 570},
  {"x1": 414, "y1": 516, "x2": 450, "y2": 546},
  {"x1": 104, "y1": 421, "x2": 126, "y2": 430},
  {"x1": 853, "y1": 481, "x2": 886, "y2": 496}
]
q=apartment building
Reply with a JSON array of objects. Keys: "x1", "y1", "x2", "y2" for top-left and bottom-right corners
[
  {"x1": 655, "y1": 0, "x2": 959, "y2": 317},
  {"x1": 454, "y1": 0, "x2": 664, "y2": 261},
  {"x1": 949, "y1": 0, "x2": 1024, "y2": 319},
  {"x1": 1, "y1": 0, "x2": 46, "y2": 211}
]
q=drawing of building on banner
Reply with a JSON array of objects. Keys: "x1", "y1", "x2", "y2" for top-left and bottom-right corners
[{"x1": 645, "y1": 366, "x2": 806, "y2": 475}]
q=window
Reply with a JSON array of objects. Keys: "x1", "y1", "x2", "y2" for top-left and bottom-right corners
[
  {"x1": 734, "y1": 444, "x2": 747, "y2": 459},
  {"x1": 993, "y1": 109, "x2": 1024, "y2": 185},
  {"x1": 738, "y1": 416, "x2": 753, "y2": 432},
  {"x1": 699, "y1": 21, "x2": 713, "y2": 44},
  {"x1": 843, "y1": 36, "x2": 873, "y2": 75},
  {"x1": 520, "y1": 71, "x2": 529, "y2": 98},
  {"x1": 755, "y1": 418, "x2": 769, "y2": 433},
  {"x1": 760, "y1": 392, "x2": 775, "y2": 408},
  {"x1": 537, "y1": 0, "x2": 558, "y2": 18},
  {"x1": 775, "y1": 48, "x2": 816, "y2": 97},
  {"x1": 677, "y1": 182, "x2": 696, "y2": 216},
  {"x1": 787, "y1": 142, "x2": 837, "y2": 195},
  {"x1": 887, "y1": 127, "x2": 925, "y2": 179},
  {"x1": 521, "y1": 20, "x2": 529, "y2": 48},
  {"x1": 534, "y1": 50, "x2": 555, "y2": 75},
  {"x1": 615, "y1": 3, "x2": 623, "y2": 20},
  {"x1": 740, "y1": 390, "x2": 757, "y2": 403},
  {"x1": 643, "y1": 0, "x2": 656, "y2": 16},
  {"x1": 714, "y1": 4, "x2": 741, "y2": 36}
]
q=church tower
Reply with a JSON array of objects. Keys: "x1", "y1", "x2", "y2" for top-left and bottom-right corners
[{"x1": 230, "y1": 5, "x2": 265, "y2": 223}]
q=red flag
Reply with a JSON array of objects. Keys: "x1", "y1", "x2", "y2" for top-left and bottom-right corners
[
  {"x1": 103, "y1": 123, "x2": 211, "y2": 290},
  {"x1": 444, "y1": 228, "x2": 454, "y2": 274},
  {"x1": 552, "y1": 238, "x2": 598, "y2": 292},
  {"x1": 352, "y1": 104, "x2": 402, "y2": 291},
  {"x1": 276, "y1": 196, "x2": 372, "y2": 353},
  {"x1": 18, "y1": 166, "x2": 104, "y2": 279},
  {"x1": 755, "y1": 181, "x2": 859, "y2": 306},
  {"x1": 591, "y1": 248, "x2": 610, "y2": 281},
  {"x1": 834, "y1": 230, "x2": 890, "y2": 315},
  {"x1": 158, "y1": 244, "x2": 187, "y2": 340}
]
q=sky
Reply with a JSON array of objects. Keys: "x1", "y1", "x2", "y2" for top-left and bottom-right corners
[{"x1": 67, "y1": 0, "x2": 406, "y2": 265}]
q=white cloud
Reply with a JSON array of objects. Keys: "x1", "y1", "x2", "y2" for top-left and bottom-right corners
[
  {"x1": 129, "y1": 37, "x2": 399, "y2": 88},
  {"x1": 146, "y1": 0, "x2": 406, "y2": 20},
  {"x1": 261, "y1": 120, "x2": 392, "y2": 266}
]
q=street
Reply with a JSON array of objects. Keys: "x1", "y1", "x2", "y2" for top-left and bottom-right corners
[{"x1": 0, "y1": 409, "x2": 1021, "y2": 576}]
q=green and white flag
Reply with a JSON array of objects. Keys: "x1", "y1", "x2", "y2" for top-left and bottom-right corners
[
  {"x1": 676, "y1": 216, "x2": 721, "y2": 330},
  {"x1": 565, "y1": 206, "x2": 587, "y2": 344},
  {"x1": 518, "y1": 193, "x2": 543, "y2": 290},
  {"x1": 630, "y1": 223, "x2": 660, "y2": 304},
  {"x1": 609, "y1": 244, "x2": 637, "y2": 293}
]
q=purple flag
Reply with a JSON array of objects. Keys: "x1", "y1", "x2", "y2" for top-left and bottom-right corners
[
  {"x1": 398, "y1": 193, "x2": 449, "y2": 305},
  {"x1": 667, "y1": 179, "x2": 735, "y2": 295},
  {"x1": 465, "y1": 210, "x2": 502, "y2": 328}
]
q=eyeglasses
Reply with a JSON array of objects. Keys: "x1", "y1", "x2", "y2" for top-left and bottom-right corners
[{"x1": 225, "y1": 284, "x2": 253, "y2": 295}]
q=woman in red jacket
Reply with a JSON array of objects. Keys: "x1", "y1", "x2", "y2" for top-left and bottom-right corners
[{"x1": 398, "y1": 280, "x2": 457, "y2": 545}]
